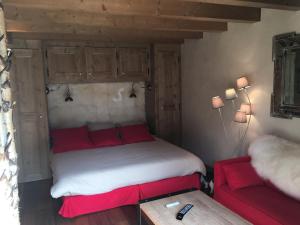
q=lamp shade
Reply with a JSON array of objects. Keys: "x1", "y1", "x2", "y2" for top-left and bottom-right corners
[
  {"x1": 240, "y1": 103, "x2": 251, "y2": 115},
  {"x1": 225, "y1": 88, "x2": 237, "y2": 100},
  {"x1": 237, "y1": 76, "x2": 250, "y2": 90},
  {"x1": 212, "y1": 96, "x2": 224, "y2": 109},
  {"x1": 234, "y1": 110, "x2": 247, "y2": 123}
]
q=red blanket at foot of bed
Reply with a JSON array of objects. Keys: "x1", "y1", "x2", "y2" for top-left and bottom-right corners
[{"x1": 59, "y1": 173, "x2": 200, "y2": 218}]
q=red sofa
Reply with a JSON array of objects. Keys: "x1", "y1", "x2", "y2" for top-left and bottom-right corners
[{"x1": 214, "y1": 156, "x2": 300, "y2": 225}]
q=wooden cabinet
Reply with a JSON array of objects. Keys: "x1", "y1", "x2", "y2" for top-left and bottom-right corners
[
  {"x1": 117, "y1": 47, "x2": 149, "y2": 81},
  {"x1": 11, "y1": 49, "x2": 50, "y2": 183},
  {"x1": 85, "y1": 47, "x2": 117, "y2": 82},
  {"x1": 146, "y1": 44, "x2": 181, "y2": 145},
  {"x1": 47, "y1": 47, "x2": 86, "y2": 83},
  {"x1": 45, "y1": 45, "x2": 150, "y2": 84}
]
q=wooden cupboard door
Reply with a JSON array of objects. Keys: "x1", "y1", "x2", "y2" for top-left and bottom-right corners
[
  {"x1": 46, "y1": 46, "x2": 85, "y2": 84},
  {"x1": 117, "y1": 47, "x2": 149, "y2": 81},
  {"x1": 85, "y1": 47, "x2": 117, "y2": 82},
  {"x1": 155, "y1": 45, "x2": 181, "y2": 145},
  {"x1": 11, "y1": 49, "x2": 50, "y2": 182}
]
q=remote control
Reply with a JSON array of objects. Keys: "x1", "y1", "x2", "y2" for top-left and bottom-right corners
[{"x1": 176, "y1": 204, "x2": 193, "y2": 220}]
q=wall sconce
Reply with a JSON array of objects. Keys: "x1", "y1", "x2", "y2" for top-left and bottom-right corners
[
  {"x1": 64, "y1": 86, "x2": 73, "y2": 102},
  {"x1": 129, "y1": 82, "x2": 137, "y2": 98},
  {"x1": 211, "y1": 96, "x2": 228, "y2": 139}
]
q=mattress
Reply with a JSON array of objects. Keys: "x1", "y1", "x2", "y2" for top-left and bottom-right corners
[{"x1": 50, "y1": 138, "x2": 206, "y2": 198}]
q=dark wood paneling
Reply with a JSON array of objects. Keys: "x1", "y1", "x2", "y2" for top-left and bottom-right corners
[
  {"x1": 155, "y1": 44, "x2": 182, "y2": 145},
  {"x1": 47, "y1": 46, "x2": 86, "y2": 84},
  {"x1": 146, "y1": 44, "x2": 182, "y2": 145},
  {"x1": 117, "y1": 47, "x2": 150, "y2": 81}
]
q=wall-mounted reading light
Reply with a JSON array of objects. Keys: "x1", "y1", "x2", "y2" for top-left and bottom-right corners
[
  {"x1": 129, "y1": 83, "x2": 137, "y2": 98},
  {"x1": 64, "y1": 86, "x2": 73, "y2": 102}
]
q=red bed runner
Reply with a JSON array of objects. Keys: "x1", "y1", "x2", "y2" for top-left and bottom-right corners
[{"x1": 59, "y1": 173, "x2": 200, "y2": 218}]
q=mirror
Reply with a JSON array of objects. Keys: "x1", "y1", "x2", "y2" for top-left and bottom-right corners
[{"x1": 271, "y1": 32, "x2": 300, "y2": 118}]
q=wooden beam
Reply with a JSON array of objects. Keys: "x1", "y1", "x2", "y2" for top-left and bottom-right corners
[
  {"x1": 182, "y1": 0, "x2": 300, "y2": 10},
  {"x1": 8, "y1": 32, "x2": 185, "y2": 43},
  {"x1": 6, "y1": 20, "x2": 203, "y2": 43},
  {"x1": 159, "y1": 1, "x2": 261, "y2": 22},
  {"x1": 3, "y1": 0, "x2": 261, "y2": 23},
  {"x1": 5, "y1": 6, "x2": 227, "y2": 32},
  {"x1": 6, "y1": 20, "x2": 203, "y2": 39}
]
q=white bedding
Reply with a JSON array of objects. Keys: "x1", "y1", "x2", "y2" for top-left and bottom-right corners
[{"x1": 50, "y1": 138, "x2": 206, "y2": 198}]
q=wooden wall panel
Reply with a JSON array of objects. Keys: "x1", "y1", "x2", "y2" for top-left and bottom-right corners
[
  {"x1": 47, "y1": 47, "x2": 86, "y2": 83},
  {"x1": 85, "y1": 47, "x2": 117, "y2": 82},
  {"x1": 152, "y1": 44, "x2": 182, "y2": 145},
  {"x1": 117, "y1": 47, "x2": 150, "y2": 81},
  {"x1": 11, "y1": 49, "x2": 50, "y2": 182}
]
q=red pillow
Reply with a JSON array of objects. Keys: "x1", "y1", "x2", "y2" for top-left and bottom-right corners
[
  {"x1": 51, "y1": 126, "x2": 93, "y2": 153},
  {"x1": 223, "y1": 162, "x2": 264, "y2": 190},
  {"x1": 89, "y1": 128, "x2": 122, "y2": 148},
  {"x1": 120, "y1": 124, "x2": 155, "y2": 144}
]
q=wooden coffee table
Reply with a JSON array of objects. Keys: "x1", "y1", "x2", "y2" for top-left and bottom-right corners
[{"x1": 140, "y1": 190, "x2": 252, "y2": 225}]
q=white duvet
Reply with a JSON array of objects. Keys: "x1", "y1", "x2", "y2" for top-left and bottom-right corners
[{"x1": 50, "y1": 138, "x2": 206, "y2": 198}]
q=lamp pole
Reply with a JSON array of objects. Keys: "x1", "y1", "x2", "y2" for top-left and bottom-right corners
[
  {"x1": 218, "y1": 107, "x2": 229, "y2": 140},
  {"x1": 237, "y1": 89, "x2": 252, "y2": 152}
]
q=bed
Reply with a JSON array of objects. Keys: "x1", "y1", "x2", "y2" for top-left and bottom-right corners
[{"x1": 50, "y1": 125, "x2": 206, "y2": 218}]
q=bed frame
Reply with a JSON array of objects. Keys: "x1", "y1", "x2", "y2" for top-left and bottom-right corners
[{"x1": 58, "y1": 173, "x2": 201, "y2": 218}]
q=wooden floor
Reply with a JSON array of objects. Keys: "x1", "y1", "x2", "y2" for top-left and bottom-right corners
[{"x1": 19, "y1": 180, "x2": 138, "y2": 225}]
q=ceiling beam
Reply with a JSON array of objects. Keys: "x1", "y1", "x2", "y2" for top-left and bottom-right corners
[
  {"x1": 159, "y1": 1, "x2": 261, "y2": 22},
  {"x1": 5, "y1": 6, "x2": 228, "y2": 33},
  {"x1": 182, "y1": 0, "x2": 300, "y2": 10},
  {"x1": 6, "y1": 20, "x2": 203, "y2": 43},
  {"x1": 8, "y1": 32, "x2": 183, "y2": 43},
  {"x1": 3, "y1": 0, "x2": 261, "y2": 23}
]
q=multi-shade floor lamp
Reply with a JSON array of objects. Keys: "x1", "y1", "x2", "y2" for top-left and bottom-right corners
[{"x1": 211, "y1": 76, "x2": 252, "y2": 151}]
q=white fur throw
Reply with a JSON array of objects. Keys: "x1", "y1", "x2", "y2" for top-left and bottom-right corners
[{"x1": 248, "y1": 135, "x2": 300, "y2": 200}]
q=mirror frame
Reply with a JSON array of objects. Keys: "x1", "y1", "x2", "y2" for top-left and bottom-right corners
[{"x1": 271, "y1": 32, "x2": 300, "y2": 119}]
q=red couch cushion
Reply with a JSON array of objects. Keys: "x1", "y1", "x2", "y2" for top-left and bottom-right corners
[
  {"x1": 120, "y1": 124, "x2": 155, "y2": 144},
  {"x1": 51, "y1": 126, "x2": 93, "y2": 153},
  {"x1": 215, "y1": 185, "x2": 300, "y2": 225},
  {"x1": 223, "y1": 162, "x2": 264, "y2": 190},
  {"x1": 89, "y1": 128, "x2": 122, "y2": 148},
  {"x1": 214, "y1": 156, "x2": 250, "y2": 189}
]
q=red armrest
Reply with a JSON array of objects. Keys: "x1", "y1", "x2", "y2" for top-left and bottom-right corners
[{"x1": 214, "y1": 156, "x2": 251, "y2": 189}]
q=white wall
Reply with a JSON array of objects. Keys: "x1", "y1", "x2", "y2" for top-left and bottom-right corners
[
  {"x1": 47, "y1": 82, "x2": 145, "y2": 128},
  {"x1": 181, "y1": 9, "x2": 300, "y2": 166}
]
